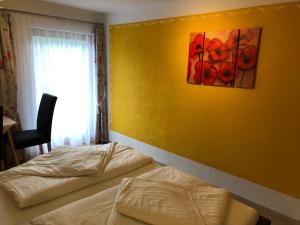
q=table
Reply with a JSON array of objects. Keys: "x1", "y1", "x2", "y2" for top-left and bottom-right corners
[
  {"x1": 3, "y1": 116, "x2": 17, "y2": 134},
  {"x1": 2, "y1": 116, "x2": 19, "y2": 170}
]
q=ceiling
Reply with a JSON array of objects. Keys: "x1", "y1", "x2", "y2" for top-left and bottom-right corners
[
  {"x1": 41, "y1": 0, "x2": 298, "y2": 15},
  {"x1": 41, "y1": 0, "x2": 178, "y2": 13}
]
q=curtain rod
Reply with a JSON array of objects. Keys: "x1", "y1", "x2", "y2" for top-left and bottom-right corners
[{"x1": 0, "y1": 7, "x2": 102, "y2": 25}]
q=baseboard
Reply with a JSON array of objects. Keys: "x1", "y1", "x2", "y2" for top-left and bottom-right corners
[{"x1": 109, "y1": 130, "x2": 300, "y2": 221}]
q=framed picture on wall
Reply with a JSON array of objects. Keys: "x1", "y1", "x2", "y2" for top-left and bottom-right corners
[
  {"x1": 235, "y1": 27, "x2": 262, "y2": 89},
  {"x1": 187, "y1": 32, "x2": 205, "y2": 84},
  {"x1": 186, "y1": 27, "x2": 262, "y2": 89},
  {"x1": 202, "y1": 29, "x2": 239, "y2": 87}
]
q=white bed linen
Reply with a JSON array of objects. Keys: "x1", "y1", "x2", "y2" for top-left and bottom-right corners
[
  {"x1": 31, "y1": 167, "x2": 259, "y2": 225},
  {"x1": 5, "y1": 143, "x2": 115, "y2": 177},
  {"x1": 113, "y1": 178, "x2": 230, "y2": 225},
  {"x1": 0, "y1": 144, "x2": 152, "y2": 208},
  {"x1": 0, "y1": 163, "x2": 161, "y2": 225}
]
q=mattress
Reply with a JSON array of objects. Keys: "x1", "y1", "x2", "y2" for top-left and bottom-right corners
[
  {"x1": 0, "y1": 162, "x2": 160, "y2": 225},
  {"x1": 29, "y1": 166, "x2": 259, "y2": 225}
]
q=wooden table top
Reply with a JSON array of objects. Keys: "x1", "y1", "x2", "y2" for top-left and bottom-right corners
[{"x1": 3, "y1": 116, "x2": 17, "y2": 134}]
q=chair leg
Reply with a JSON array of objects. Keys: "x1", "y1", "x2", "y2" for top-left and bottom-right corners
[
  {"x1": 0, "y1": 160, "x2": 5, "y2": 171},
  {"x1": 7, "y1": 130, "x2": 19, "y2": 166},
  {"x1": 47, "y1": 142, "x2": 52, "y2": 152},
  {"x1": 39, "y1": 144, "x2": 44, "y2": 155}
]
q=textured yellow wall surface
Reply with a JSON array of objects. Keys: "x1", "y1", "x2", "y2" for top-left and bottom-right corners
[{"x1": 110, "y1": 3, "x2": 300, "y2": 198}]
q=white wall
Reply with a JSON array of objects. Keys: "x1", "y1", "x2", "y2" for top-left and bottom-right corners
[{"x1": 0, "y1": 0, "x2": 103, "y2": 23}]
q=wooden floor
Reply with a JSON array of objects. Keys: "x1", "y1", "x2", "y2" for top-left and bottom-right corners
[{"x1": 233, "y1": 195, "x2": 300, "y2": 225}]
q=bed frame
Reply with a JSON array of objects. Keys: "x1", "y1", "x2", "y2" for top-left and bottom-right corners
[{"x1": 257, "y1": 216, "x2": 271, "y2": 225}]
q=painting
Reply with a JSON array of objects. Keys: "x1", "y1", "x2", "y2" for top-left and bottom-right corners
[
  {"x1": 201, "y1": 29, "x2": 240, "y2": 87},
  {"x1": 186, "y1": 27, "x2": 262, "y2": 89},
  {"x1": 187, "y1": 32, "x2": 205, "y2": 84},
  {"x1": 235, "y1": 27, "x2": 261, "y2": 89}
]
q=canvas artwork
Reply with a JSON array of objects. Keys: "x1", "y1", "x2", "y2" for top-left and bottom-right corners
[
  {"x1": 235, "y1": 27, "x2": 261, "y2": 89},
  {"x1": 187, "y1": 32, "x2": 205, "y2": 84},
  {"x1": 201, "y1": 29, "x2": 239, "y2": 87},
  {"x1": 186, "y1": 27, "x2": 261, "y2": 89}
]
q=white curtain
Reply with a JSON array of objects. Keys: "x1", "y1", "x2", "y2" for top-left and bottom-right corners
[{"x1": 12, "y1": 13, "x2": 96, "y2": 149}]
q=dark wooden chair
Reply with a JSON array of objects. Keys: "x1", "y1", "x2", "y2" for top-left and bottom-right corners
[
  {"x1": 257, "y1": 216, "x2": 271, "y2": 225},
  {"x1": 12, "y1": 94, "x2": 57, "y2": 160}
]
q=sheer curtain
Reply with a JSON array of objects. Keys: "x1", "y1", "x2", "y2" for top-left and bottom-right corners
[
  {"x1": 12, "y1": 13, "x2": 97, "y2": 150},
  {"x1": 32, "y1": 28, "x2": 96, "y2": 146}
]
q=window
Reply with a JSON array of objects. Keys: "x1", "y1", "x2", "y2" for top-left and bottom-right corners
[{"x1": 32, "y1": 28, "x2": 96, "y2": 147}]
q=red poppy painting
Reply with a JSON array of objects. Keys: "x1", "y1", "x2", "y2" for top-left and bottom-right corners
[
  {"x1": 201, "y1": 29, "x2": 239, "y2": 87},
  {"x1": 187, "y1": 27, "x2": 261, "y2": 89},
  {"x1": 187, "y1": 32, "x2": 205, "y2": 84},
  {"x1": 235, "y1": 27, "x2": 261, "y2": 89}
]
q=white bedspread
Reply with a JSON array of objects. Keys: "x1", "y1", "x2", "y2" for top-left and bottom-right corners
[
  {"x1": 31, "y1": 167, "x2": 259, "y2": 225},
  {"x1": 0, "y1": 143, "x2": 153, "y2": 208},
  {"x1": 112, "y1": 178, "x2": 229, "y2": 225},
  {"x1": 3, "y1": 143, "x2": 115, "y2": 177}
]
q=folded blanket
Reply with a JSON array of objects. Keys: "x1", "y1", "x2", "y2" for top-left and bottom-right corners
[
  {"x1": 107, "y1": 199, "x2": 146, "y2": 225},
  {"x1": 5, "y1": 143, "x2": 116, "y2": 177},
  {"x1": 0, "y1": 143, "x2": 153, "y2": 208},
  {"x1": 109, "y1": 178, "x2": 229, "y2": 225}
]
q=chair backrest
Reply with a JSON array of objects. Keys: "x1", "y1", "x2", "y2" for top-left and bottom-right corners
[{"x1": 36, "y1": 94, "x2": 57, "y2": 139}]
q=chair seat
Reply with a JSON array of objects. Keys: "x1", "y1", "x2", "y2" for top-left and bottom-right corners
[{"x1": 12, "y1": 130, "x2": 49, "y2": 149}]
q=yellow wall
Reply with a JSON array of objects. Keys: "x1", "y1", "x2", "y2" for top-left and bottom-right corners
[{"x1": 110, "y1": 2, "x2": 300, "y2": 199}]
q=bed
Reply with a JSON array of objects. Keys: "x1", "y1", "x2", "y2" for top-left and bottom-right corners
[
  {"x1": 0, "y1": 143, "x2": 270, "y2": 225},
  {"x1": 0, "y1": 143, "x2": 160, "y2": 225},
  {"x1": 28, "y1": 166, "x2": 270, "y2": 225}
]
